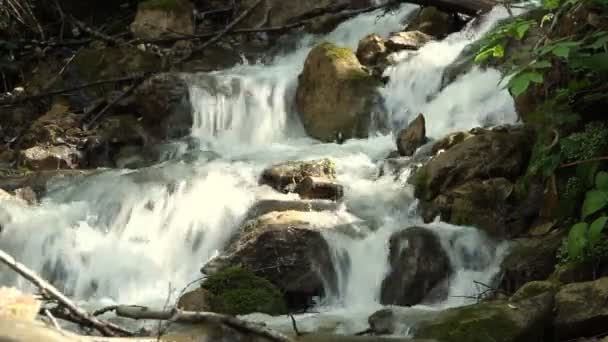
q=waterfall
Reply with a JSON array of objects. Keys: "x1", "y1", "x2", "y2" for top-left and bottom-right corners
[{"x1": 0, "y1": 3, "x2": 518, "y2": 335}]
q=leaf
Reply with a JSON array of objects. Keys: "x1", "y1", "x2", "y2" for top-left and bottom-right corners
[
  {"x1": 576, "y1": 162, "x2": 600, "y2": 188},
  {"x1": 553, "y1": 45, "x2": 572, "y2": 58},
  {"x1": 509, "y1": 74, "x2": 531, "y2": 97},
  {"x1": 543, "y1": 0, "x2": 561, "y2": 9},
  {"x1": 588, "y1": 216, "x2": 608, "y2": 248},
  {"x1": 514, "y1": 22, "x2": 531, "y2": 40},
  {"x1": 475, "y1": 48, "x2": 494, "y2": 63},
  {"x1": 582, "y1": 190, "x2": 608, "y2": 219},
  {"x1": 571, "y1": 53, "x2": 608, "y2": 71},
  {"x1": 588, "y1": 34, "x2": 608, "y2": 50},
  {"x1": 568, "y1": 222, "x2": 589, "y2": 259},
  {"x1": 530, "y1": 60, "x2": 552, "y2": 69},
  {"x1": 596, "y1": 171, "x2": 608, "y2": 191},
  {"x1": 492, "y1": 45, "x2": 505, "y2": 58},
  {"x1": 528, "y1": 72, "x2": 544, "y2": 83}
]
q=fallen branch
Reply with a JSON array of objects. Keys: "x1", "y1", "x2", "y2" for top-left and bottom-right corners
[
  {"x1": 0, "y1": 248, "x2": 133, "y2": 337},
  {"x1": 70, "y1": 16, "x2": 122, "y2": 45},
  {"x1": 114, "y1": 305, "x2": 293, "y2": 342},
  {"x1": 560, "y1": 156, "x2": 608, "y2": 169},
  {"x1": 0, "y1": 75, "x2": 145, "y2": 106},
  {"x1": 82, "y1": 78, "x2": 145, "y2": 130},
  {"x1": 190, "y1": 0, "x2": 264, "y2": 54},
  {"x1": 44, "y1": 308, "x2": 62, "y2": 330}
]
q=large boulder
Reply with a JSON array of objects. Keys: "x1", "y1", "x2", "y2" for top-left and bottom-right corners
[
  {"x1": 135, "y1": 73, "x2": 193, "y2": 140},
  {"x1": 201, "y1": 210, "x2": 337, "y2": 310},
  {"x1": 385, "y1": 31, "x2": 434, "y2": 51},
  {"x1": 412, "y1": 128, "x2": 533, "y2": 201},
  {"x1": 396, "y1": 113, "x2": 427, "y2": 157},
  {"x1": 295, "y1": 42, "x2": 383, "y2": 142},
  {"x1": 130, "y1": 0, "x2": 195, "y2": 39},
  {"x1": 356, "y1": 34, "x2": 388, "y2": 67},
  {"x1": 176, "y1": 288, "x2": 213, "y2": 312},
  {"x1": 412, "y1": 292, "x2": 555, "y2": 341},
  {"x1": 405, "y1": 7, "x2": 459, "y2": 38},
  {"x1": 380, "y1": 227, "x2": 452, "y2": 306},
  {"x1": 555, "y1": 277, "x2": 608, "y2": 340}
]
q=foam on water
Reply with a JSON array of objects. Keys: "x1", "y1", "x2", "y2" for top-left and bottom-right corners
[{"x1": 1, "y1": 4, "x2": 517, "y2": 335}]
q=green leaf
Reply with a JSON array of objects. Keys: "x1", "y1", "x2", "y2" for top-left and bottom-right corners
[
  {"x1": 588, "y1": 33, "x2": 608, "y2": 50},
  {"x1": 588, "y1": 216, "x2": 608, "y2": 248},
  {"x1": 576, "y1": 162, "x2": 600, "y2": 188},
  {"x1": 528, "y1": 72, "x2": 544, "y2": 83},
  {"x1": 514, "y1": 22, "x2": 531, "y2": 40},
  {"x1": 582, "y1": 190, "x2": 608, "y2": 219},
  {"x1": 553, "y1": 45, "x2": 571, "y2": 58},
  {"x1": 571, "y1": 53, "x2": 608, "y2": 71},
  {"x1": 568, "y1": 222, "x2": 589, "y2": 259},
  {"x1": 475, "y1": 48, "x2": 494, "y2": 63},
  {"x1": 509, "y1": 74, "x2": 531, "y2": 97},
  {"x1": 492, "y1": 45, "x2": 505, "y2": 58},
  {"x1": 596, "y1": 172, "x2": 608, "y2": 191},
  {"x1": 543, "y1": 0, "x2": 561, "y2": 9},
  {"x1": 530, "y1": 60, "x2": 552, "y2": 69}
]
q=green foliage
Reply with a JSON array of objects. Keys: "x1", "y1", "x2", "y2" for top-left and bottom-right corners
[
  {"x1": 564, "y1": 171, "x2": 608, "y2": 263},
  {"x1": 475, "y1": 19, "x2": 536, "y2": 63},
  {"x1": 560, "y1": 123, "x2": 608, "y2": 162},
  {"x1": 202, "y1": 267, "x2": 287, "y2": 316}
]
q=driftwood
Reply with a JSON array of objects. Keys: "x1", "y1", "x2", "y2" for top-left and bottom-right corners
[
  {"x1": 113, "y1": 305, "x2": 293, "y2": 342},
  {"x1": 0, "y1": 248, "x2": 134, "y2": 337}
]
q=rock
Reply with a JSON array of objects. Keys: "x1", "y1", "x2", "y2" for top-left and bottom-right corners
[
  {"x1": 550, "y1": 261, "x2": 608, "y2": 285},
  {"x1": 555, "y1": 277, "x2": 608, "y2": 340},
  {"x1": 510, "y1": 281, "x2": 558, "y2": 302},
  {"x1": 412, "y1": 292, "x2": 555, "y2": 341},
  {"x1": 130, "y1": 0, "x2": 195, "y2": 39},
  {"x1": 177, "y1": 288, "x2": 213, "y2": 312},
  {"x1": 13, "y1": 187, "x2": 37, "y2": 205},
  {"x1": 201, "y1": 267, "x2": 287, "y2": 316},
  {"x1": 0, "y1": 287, "x2": 40, "y2": 321},
  {"x1": 135, "y1": 73, "x2": 193, "y2": 140},
  {"x1": 294, "y1": 176, "x2": 344, "y2": 201},
  {"x1": 397, "y1": 114, "x2": 427, "y2": 157},
  {"x1": 412, "y1": 129, "x2": 533, "y2": 201},
  {"x1": 0, "y1": 316, "x2": 77, "y2": 342},
  {"x1": 0, "y1": 170, "x2": 96, "y2": 197},
  {"x1": 386, "y1": 31, "x2": 434, "y2": 52},
  {"x1": 296, "y1": 334, "x2": 431, "y2": 342},
  {"x1": 356, "y1": 34, "x2": 388, "y2": 67},
  {"x1": 260, "y1": 159, "x2": 336, "y2": 194},
  {"x1": 201, "y1": 210, "x2": 337, "y2": 310},
  {"x1": 380, "y1": 227, "x2": 452, "y2": 306},
  {"x1": 500, "y1": 231, "x2": 565, "y2": 294},
  {"x1": 245, "y1": 199, "x2": 339, "y2": 220},
  {"x1": 419, "y1": 178, "x2": 529, "y2": 238},
  {"x1": 369, "y1": 306, "x2": 440, "y2": 335},
  {"x1": 295, "y1": 42, "x2": 383, "y2": 142},
  {"x1": 18, "y1": 145, "x2": 81, "y2": 170},
  {"x1": 405, "y1": 7, "x2": 458, "y2": 38},
  {"x1": 431, "y1": 131, "x2": 474, "y2": 154}
]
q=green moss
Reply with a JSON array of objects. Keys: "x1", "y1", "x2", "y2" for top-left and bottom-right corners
[
  {"x1": 415, "y1": 303, "x2": 522, "y2": 342},
  {"x1": 202, "y1": 267, "x2": 287, "y2": 316},
  {"x1": 138, "y1": 0, "x2": 192, "y2": 12},
  {"x1": 510, "y1": 281, "x2": 557, "y2": 302}
]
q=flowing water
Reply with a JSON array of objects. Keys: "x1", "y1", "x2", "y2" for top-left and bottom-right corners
[{"x1": 0, "y1": 4, "x2": 519, "y2": 336}]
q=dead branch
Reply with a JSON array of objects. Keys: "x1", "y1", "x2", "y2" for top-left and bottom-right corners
[
  {"x1": 82, "y1": 78, "x2": 145, "y2": 130},
  {"x1": 560, "y1": 156, "x2": 608, "y2": 169},
  {"x1": 114, "y1": 305, "x2": 293, "y2": 342},
  {"x1": 0, "y1": 75, "x2": 145, "y2": 106},
  {"x1": 69, "y1": 16, "x2": 122, "y2": 46},
  {"x1": 288, "y1": 313, "x2": 302, "y2": 336},
  {"x1": 44, "y1": 308, "x2": 62, "y2": 330},
  {"x1": 0, "y1": 248, "x2": 134, "y2": 337}
]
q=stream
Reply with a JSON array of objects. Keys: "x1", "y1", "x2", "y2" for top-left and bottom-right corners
[{"x1": 0, "y1": 3, "x2": 519, "y2": 337}]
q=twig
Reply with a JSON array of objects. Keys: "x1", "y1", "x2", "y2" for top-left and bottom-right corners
[
  {"x1": 115, "y1": 306, "x2": 293, "y2": 342},
  {"x1": 289, "y1": 313, "x2": 301, "y2": 336},
  {"x1": 69, "y1": 16, "x2": 121, "y2": 45},
  {"x1": 190, "y1": 0, "x2": 264, "y2": 54},
  {"x1": 82, "y1": 78, "x2": 144, "y2": 130},
  {"x1": 0, "y1": 75, "x2": 145, "y2": 106},
  {"x1": 44, "y1": 308, "x2": 62, "y2": 330},
  {"x1": 560, "y1": 156, "x2": 608, "y2": 168},
  {"x1": 0, "y1": 248, "x2": 133, "y2": 337}
]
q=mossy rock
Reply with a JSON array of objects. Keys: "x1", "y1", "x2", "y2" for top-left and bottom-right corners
[
  {"x1": 201, "y1": 267, "x2": 287, "y2": 316},
  {"x1": 413, "y1": 293, "x2": 554, "y2": 342},
  {"x1": 510, "y1": 281, "x2": 557, "y2": 302}
]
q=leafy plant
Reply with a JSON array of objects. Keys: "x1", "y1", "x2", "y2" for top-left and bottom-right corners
[
  {"x1": 474, "y1": 19, "x2": 536, "y2": 63},
  {"x1": 565, "y1": 171, "x2": 608, "y2": 261}
]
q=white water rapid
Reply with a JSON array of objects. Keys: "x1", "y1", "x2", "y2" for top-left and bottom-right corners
[{"x1": 0, "y1": 4, "x2": 519, "y2": 337}]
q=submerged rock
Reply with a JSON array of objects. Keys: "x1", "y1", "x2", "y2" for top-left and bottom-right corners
[
  {"x1": 380, "y1": 227, "x2": 452, "y2": 306},
  {"x1": 245, "y1": 199, "x2": 339, "y2": 220},
  {"x1": 396, "y1": 113, "x2": 427, "y2": 157},
  {"x1": 412, "y1": 292, "x2": 554, "y2": 341},
  {"x1": 555, "y1": 277, "x2": 608, "y2": 340},
  {"x1": 130, "y1": 0, "x2": 195, "y2": 39},
  {"x1": 201, "y1": 210, "x2": 337, "y2": 310},
  {"x1": 295, "y1": 42, "x2": 383, "y2": 142}
]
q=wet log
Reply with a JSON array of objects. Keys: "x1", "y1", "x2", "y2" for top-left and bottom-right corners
[{"x1": 294, "y1": 176, "x2": 344, "y2": 201}]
